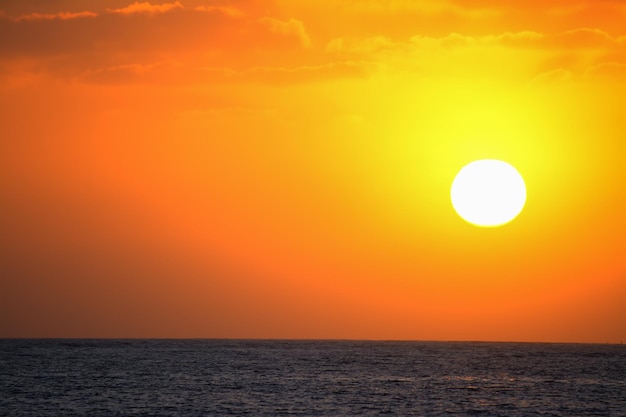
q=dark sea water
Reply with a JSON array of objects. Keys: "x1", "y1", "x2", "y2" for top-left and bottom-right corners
[{"x1": 1, "y1": 339, "x2": 625, "y2": 416}]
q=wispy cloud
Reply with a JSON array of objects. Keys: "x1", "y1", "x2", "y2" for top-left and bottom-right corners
[
  {"x1": 325, "y1": 29, "x2": 626, "y2": 83},
  {"x1": 108, "y1": 1, "x2": 183, "y2": 15},
  {"x1": 1, "y1": 0, "x2": 624, "y2": 86},
  {"x1": 259, "y1": 17, "x2": 312, "y2": 48},
  {"x1": 7, "y1": 11, "x2": 97, "y2": 22},
  {"x1": 408, "y1": 29, "x2": 623, "y2": 50},
  {"x1": 584, "y1": 62, "x2": 626, "y2": 81},
  {"x1": 282, "y1": 0, "x2": 500, "y2": 18},
  {"x1": 194, "y1": 6, "x2": 244, "y2": 17}
]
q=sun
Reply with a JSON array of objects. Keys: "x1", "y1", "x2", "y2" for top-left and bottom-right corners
[{"x1": 451, "y1": 159, "x2": 526, "y2": 227}]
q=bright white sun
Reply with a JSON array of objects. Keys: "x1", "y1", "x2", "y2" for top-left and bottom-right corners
[{"x1": 451, "y1": 159, "x2": 526, "y2": 227}]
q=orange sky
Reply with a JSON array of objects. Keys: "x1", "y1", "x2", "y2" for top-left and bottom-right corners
[{"x1": 1, "y1": 0, "x2": 624, "y2": 342}]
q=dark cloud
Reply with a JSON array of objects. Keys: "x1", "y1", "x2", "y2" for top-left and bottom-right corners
[
  {"x1": 107, "y1": 1, "x2": 183, "y2": 15},
  {"x1": 0, "y1": 1, "x2": 316, "y2": 83},
  {"x1": 0, "y1": 7, "x2": 236, "y2": 57}
]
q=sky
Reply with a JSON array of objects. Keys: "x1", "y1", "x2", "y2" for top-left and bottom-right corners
[{"x1": 1, "y1": 0, "x2": 624, "y2": 342}]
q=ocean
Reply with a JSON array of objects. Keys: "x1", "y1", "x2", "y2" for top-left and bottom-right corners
[{"x1": 1, "y1": 339, "x2": 624, "y2": 416}]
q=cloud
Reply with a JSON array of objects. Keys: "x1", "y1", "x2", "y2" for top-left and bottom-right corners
[
  {"x1": 0, "y1": 3, "x2": 290, "y2": 66},
  {"x1": 79, "y1": 60, "x2": 370, "y2": 85},
  {"x1": 79, "y1": 62, "x2": 172, "y2": 84},
  {"x1": 528, "y1": 68, "x2": 574, "y2": 85},
  {"x1": 108, "y1": 1, "x2": 183, "y2": 15},
  {"x1": 258, "y1": 17, "x2": 311, "y2": 48},
  {"x1": 323, "y1": 28, "x2": 626, "y2": 84},
  {"x1": 584, "y1": 62, "x2": 626, "y2": 81},
  {"x1": 446, "y1": 0, "x2": 626, "y2": 12},
  {"x1": 544, "y1": 3, "x2": 587, "y2": 16},
  {"x1": 241, "y1": 61, "x2": 369, "y2": 84},
  {"x1": 0, "y1": 2, "x2": 311, "y2": 63},
  {"x1": 5, "y1": 11, "x2": 98, "y2": 22},
  {"x1": 326, "y1": 36, "x2": 394, "y2": 55},
  {"x1": 546, "y1": 28, "x2": 618, "y2": 49},
  {"x1": 279, "y1": 0, "x2": 626, "y2": 40},
  {"x1": 409, "y1": 29, "x2": 623, "y2": 50},
  {"x1": 281, "y1": 0, "x2": 500, "y2": 18},
  {"x1": 486, "y1": 31, "x2": 545, "y2": 46},
  {"x1": 194, "y1": 6, "x2": 244, "y2": 17},
  {"x1": 2, "y1": 0, "x2": 623, "y2": 89}
]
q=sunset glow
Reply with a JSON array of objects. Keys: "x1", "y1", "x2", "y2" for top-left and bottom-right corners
[{"x1": 0, "y1": 0, "x2": 624, "y2": 343}]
